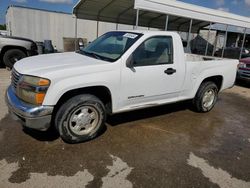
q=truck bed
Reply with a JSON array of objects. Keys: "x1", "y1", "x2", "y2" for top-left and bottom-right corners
[
  {"x1": 185, "y1": 53, "x2": 223, "y2": 62},
  {"x1": 181, "y1": 53, "x2": 239, "y2": 100}
]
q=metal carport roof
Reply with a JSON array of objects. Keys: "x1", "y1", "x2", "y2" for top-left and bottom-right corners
[
  {"x1": 73, "y1": 0, "x2": 250, "y2": 32},
  {"x1": 73, "y1": 0, "x2": 250, "y2": 59}
]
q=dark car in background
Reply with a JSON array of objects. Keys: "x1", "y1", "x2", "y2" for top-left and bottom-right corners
[
  {"x1": 215, "y1": 47, "x2": 250, "y2": 59},
  {"x1": 237, "y1": 57, "x2": 250, "y2": 82}
]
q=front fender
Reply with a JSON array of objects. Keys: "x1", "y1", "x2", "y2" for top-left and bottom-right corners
[
  {"x1": 1, "y1": 40, "x2": 31, "y2": 51},
  {"x1": 42, "y1": 70, "x2": 120, "y2": 111}
]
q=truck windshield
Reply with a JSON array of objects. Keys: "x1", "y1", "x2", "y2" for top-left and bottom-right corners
[{"x1": 80, "y1": 31, "x2": 143, "y2": 62}]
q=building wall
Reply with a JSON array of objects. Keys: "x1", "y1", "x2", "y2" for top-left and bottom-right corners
[
  {"x1": 6, "y1": 6, "x2": 97, "y2": 51},
  {"x1": 6, "y1": 6, "x2": 151, "y2": 52}
]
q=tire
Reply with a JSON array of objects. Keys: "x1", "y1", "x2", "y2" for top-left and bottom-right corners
[
  {"x1": 55, "y1": 94, "x2": 106, "y2": 143},
  {"x1": 3, "y1": 49, "x2": 26, "y2": 68},
  {"x1": 192, "y1": 81, "x2": 218, "y2": 113}
]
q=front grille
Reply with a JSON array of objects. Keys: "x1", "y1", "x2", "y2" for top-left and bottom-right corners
[
  {"x1": 11, "y1": 69, "x2": 22, "y2": 91},
  {"x1": 241, "y1": 69, "x2": 250, "y2": 78}
]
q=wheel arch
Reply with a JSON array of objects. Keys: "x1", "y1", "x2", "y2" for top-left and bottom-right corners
[
  {"x1": 199, "y1": 75, "x2": 223, "y2": 91},
  {"x1": 53, "y1": 85, "x2": 113, "y2": 116},
  {"x1": 0, "y1": 45, "x2": 27, "y2": 63}
]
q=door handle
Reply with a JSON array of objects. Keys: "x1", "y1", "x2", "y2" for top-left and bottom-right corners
[{"x1": 164, "y1": 68, "x2": 176, "y2": 75}]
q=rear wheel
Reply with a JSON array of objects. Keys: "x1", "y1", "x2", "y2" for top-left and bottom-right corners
[
  {"x1": 3, "y1": 49, "x2": 26, "y2": 68},
  {"x1": 192, "y1": 81, "x2": 218, "y2": 112},
  {"x1": 55, "y1": 94, "x2": 106, "y2": 143}
]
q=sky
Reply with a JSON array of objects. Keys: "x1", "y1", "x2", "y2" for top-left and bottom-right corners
[{"x1": 0, "y1": 0, "x2": 250, "y2": 25}]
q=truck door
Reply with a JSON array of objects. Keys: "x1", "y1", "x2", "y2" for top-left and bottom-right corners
[{"x1": 119, "y1": 35, "x2": 184, "y2": 108}]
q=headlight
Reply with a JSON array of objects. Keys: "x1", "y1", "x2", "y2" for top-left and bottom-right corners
[
  {"x1": 22, "y1": 76, "x2": 50, "y2": 86},
  {"x1": 16, "y1": 75, "x2": 50, "y2": 105},
  {"x1": 238, "y1": 62, "x2": 246, "y2": 68}
]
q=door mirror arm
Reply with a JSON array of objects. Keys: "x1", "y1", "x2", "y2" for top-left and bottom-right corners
[{"x1": 126, "y1": 54, "x2": 134, "y2": 68}]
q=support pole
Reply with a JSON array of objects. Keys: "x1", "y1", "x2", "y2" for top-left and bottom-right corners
[
  {"x1": 205, "y1": 22, "x2": 212, "y2": 56},
  {"x1": 235, "y1": 33, "x2": 240, "y2": 47},
  {"x1": 239, "y1": 28, "x2": 247, "y2": 59},
  {"x1": 187, "y1": 19, "x2": 193, "y2": 52},
  {"x1": 74, "y1": 16, "x2": 78, "y2": 51},
  {"x1": 165, "y1": 15, "x2": 169, "y2": 31},
  {"x1": 221, "y1": 25, "x2": 228, "y2": 58},
  {"x1": 135, "y1": 9, "x2": 139, "y2": 29},
  {"x1": 212, "y1": 34, "x2": 218, "y2": 57},
  {"x1": 96, "y1": 21, "x2": 99, "y2": 38},
  {"x1": 116, "y1": 23, "x2": 118, "y2": 30}
]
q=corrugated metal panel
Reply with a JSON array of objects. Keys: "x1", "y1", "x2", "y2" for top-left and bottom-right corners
[
  {"x1": 135, "y1": 0, "x2": 250, "y2": 28},
  {"x1": 6, "y1": 6, "x2": 133, "y2": 51},
  {"x1": 73, "y1": 0, "x2": 250, "y2": 31}
]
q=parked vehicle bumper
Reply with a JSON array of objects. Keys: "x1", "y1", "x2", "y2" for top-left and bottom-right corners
[
  {"x1": 5, "y1": 86, "x2": 54, "y2": 131},
  {"x1": 237, "y1": 69, "x2": 250, "y2": 81}
]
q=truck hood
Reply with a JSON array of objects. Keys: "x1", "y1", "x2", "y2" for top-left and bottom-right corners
[
  {"x1": 0, "y1": 35, "x2": 35, "y2": 43},
  {"x1": 14, "y1": 52, "x2": 110, "y2": 77}
]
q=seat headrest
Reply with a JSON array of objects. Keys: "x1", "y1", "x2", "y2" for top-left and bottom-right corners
[{"x1": 155, "y1": 42, "x2": 169, "y2": 52}]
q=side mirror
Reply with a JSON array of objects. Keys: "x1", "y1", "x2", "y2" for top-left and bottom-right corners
[
  {"x1": 182, "y1": 41, "x2": 188, "y2": 47},
  {"x1": 78, "y1": 41, "x2": 84, "y2": 47},
  {"x1": 126, "y1": 54, "x2": 134, "y2": 68}
]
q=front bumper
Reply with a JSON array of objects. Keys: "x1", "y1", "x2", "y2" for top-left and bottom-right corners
[
  {"x1": 237, "y1": 69, "x2": 250, "y2": 81},
  {"x1": 5, "y1": 86, "x2": 54, "y2": 131}
]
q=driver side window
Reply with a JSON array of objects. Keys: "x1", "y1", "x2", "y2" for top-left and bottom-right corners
[{"x1": 133, "y1": 36, "x2": 173, "y2": 66}]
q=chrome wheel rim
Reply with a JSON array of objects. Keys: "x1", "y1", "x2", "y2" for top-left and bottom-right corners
[
  {"x1": 202, "y1": 89, "x2": 215, "y2": 109},
  {"x1": 69, "y1": 106, "x2": 99, "y2": 136}
]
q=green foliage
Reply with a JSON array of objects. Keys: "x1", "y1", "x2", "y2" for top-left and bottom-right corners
[{"x1": 0, "y1": 24, "x2": 6, "y2": 30}]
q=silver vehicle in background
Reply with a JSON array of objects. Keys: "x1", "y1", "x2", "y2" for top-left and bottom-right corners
[{"x1": 0, "y1": 34, "x2": 38, "y2": 68}]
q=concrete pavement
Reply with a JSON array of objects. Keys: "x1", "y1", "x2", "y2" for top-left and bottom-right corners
[{"x1": 0, "y1": 68, "x2": 250, "y2": 188}]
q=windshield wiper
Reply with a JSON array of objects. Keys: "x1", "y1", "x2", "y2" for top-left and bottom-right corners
[
  {"x1": 80, "y1": 50, "x2": 113, "y2": 61},
  {"x1": 81, "y1": 50, "x2": 105, "y2": 60}
]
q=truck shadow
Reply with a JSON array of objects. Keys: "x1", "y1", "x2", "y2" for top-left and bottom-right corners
[
  {"x1": 22, "y1": 101, "x2": 191, "y2": 142},
  {"x1": 107, "y1": 101, "x2": 191, "y2": 126},
  {"x1": 0, "y1": 64, "x2": 6, "y2": 69},
  {"x1": 22, "y1": 126, "x2": 60, "y2": 142},
  {"x1": 235, "y1": 80, "x2": 250, "y2": 89}
]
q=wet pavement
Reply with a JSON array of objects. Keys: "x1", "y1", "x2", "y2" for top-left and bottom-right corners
[{"x1": 0, "y1": 68, "x2": 250, "y2": 188}]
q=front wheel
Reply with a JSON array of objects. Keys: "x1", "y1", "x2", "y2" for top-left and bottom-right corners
[
  {"x1": 55, "y1": 94, "x2": 106, "y2": 143},
  {"x1": 192, "y1": 81, "x2": 218, "y2": 113},
  {"x1": 3, "y1": 49, "x2": 26, "y2": 68}
]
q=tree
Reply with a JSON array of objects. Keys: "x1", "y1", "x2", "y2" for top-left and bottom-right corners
[{"x1": 0, "y1": 24, "x2": 6, "y2": 30}]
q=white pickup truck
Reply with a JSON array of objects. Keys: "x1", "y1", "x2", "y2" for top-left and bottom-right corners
[{"x1": 6, "y1": 31, "x2": 238, "y2": 143}]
